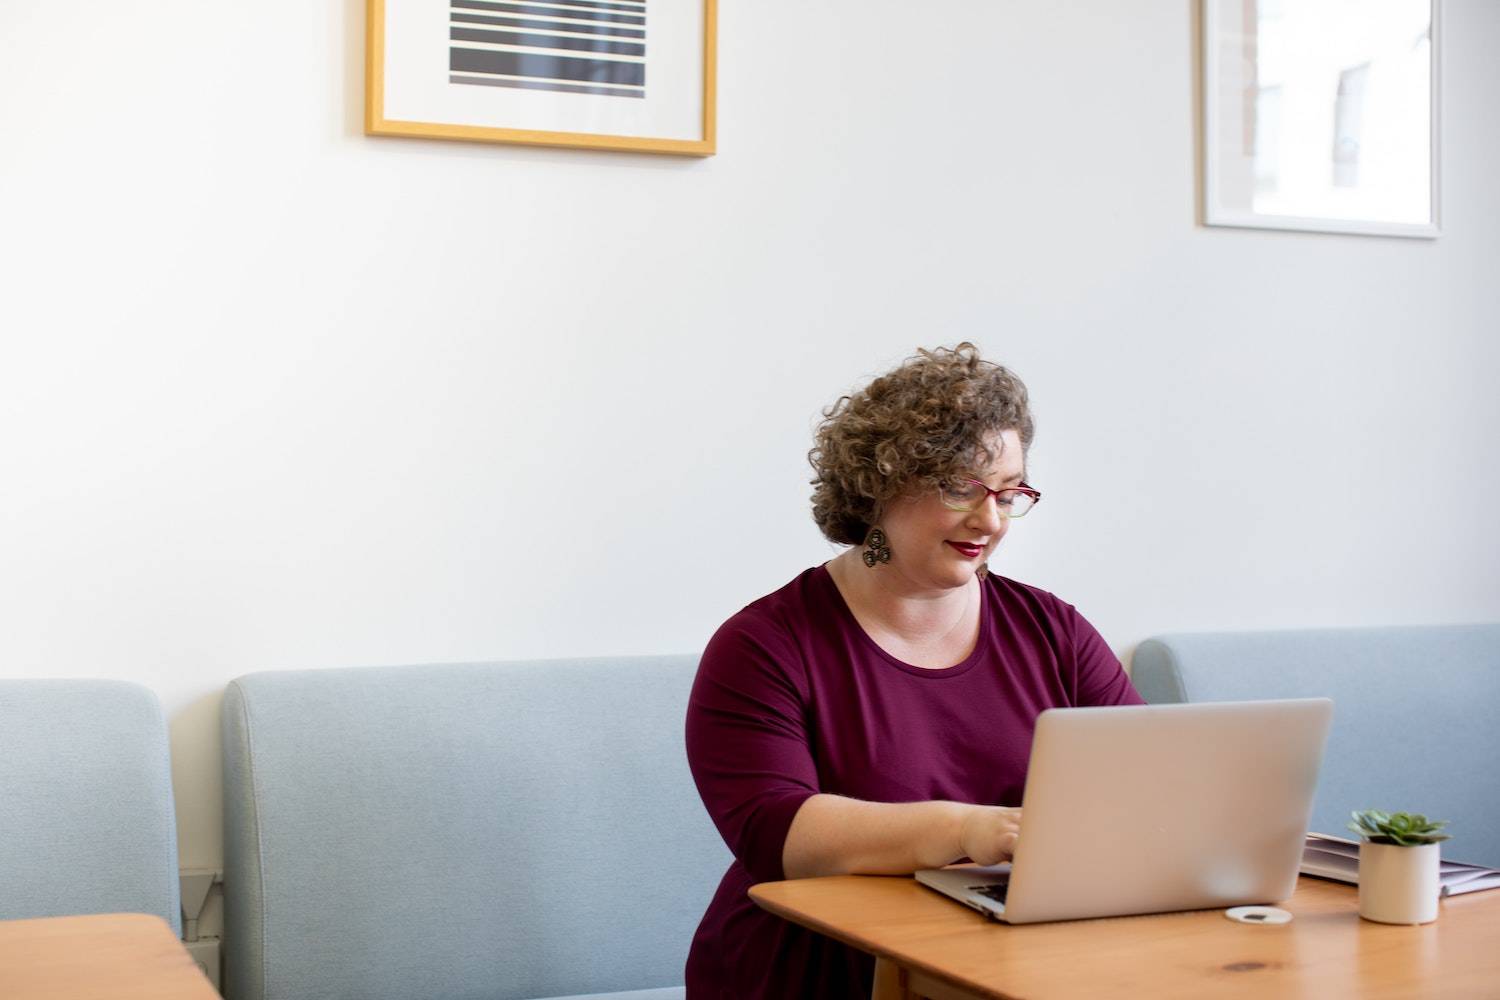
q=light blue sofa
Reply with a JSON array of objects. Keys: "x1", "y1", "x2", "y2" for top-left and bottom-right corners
[
  {"x1": 1132, "y1": 624, "x2": 1500, "y2": 868},
  {"x1": 221, "y1": 655, "x2": 730, "y2": 1000},
  {"x1": 0, "y1": 679, "x2": 182, "y2": 932}
]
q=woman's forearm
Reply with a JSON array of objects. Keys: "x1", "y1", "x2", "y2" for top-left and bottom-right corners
[{"x1": 781, "y1": 794, "x2": 972, "y2": 879}]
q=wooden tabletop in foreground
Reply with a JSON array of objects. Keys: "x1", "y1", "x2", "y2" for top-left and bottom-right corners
[
  {"x1": 0, "y1": 913, "x2": 218, "y2": 1000},
  {"x1": 750, "y1": 874, "x2": 1500, "y2": 999}
]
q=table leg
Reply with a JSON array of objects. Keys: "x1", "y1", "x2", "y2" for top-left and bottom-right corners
[
  {"x1": 874, "y1": 958, "x2": 990, "y2": 1000},
  {"x1": 872, "y1": 956, "x2": 918, "y2": 1000}
]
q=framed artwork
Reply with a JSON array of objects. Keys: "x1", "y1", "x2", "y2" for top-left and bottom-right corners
[
  {"x1": 1202, "y1": 0, "x2": 1439, "y2": 238},
  {"x1": 367, "y1": 0, "x2": 716, "y2": 156}
]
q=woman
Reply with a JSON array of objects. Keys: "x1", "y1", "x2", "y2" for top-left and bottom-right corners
[{"x1": 684, "y1": 344, "x2": 1143, "y2": 997}]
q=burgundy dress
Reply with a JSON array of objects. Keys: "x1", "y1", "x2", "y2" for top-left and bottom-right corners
[{"x1": 683, "y1": 565, "x2": 1143, "y2": 998}]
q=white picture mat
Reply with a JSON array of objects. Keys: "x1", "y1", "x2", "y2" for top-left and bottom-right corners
[
  {"x1": 382, "y1": 0, "x2": 704, "y2": 141},
  {"x1": 1203, "y1": 0, "x2": 1440, "y2": 238}
]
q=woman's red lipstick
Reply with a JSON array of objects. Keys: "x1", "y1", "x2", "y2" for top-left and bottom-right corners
[{"x1": 947, "y1": 541, "x2": 983, "y2": 558}]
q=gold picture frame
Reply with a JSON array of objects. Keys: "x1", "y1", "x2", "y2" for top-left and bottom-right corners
[{"x1": 367, "y1": 0, "x2": 716, "y2": 156}]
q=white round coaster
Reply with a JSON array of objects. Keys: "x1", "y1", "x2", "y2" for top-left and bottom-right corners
[{"x1": 1225, "y1": 905, "x2": 1293, "y2": 925}]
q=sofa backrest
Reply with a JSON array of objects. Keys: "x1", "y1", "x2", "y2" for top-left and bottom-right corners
[
  {"x1": 1132, "y1": 624, "x2": 1500, "y2": 868},
  {"x1": 0, "y1": 679, "x2": 182, "y2": 932},
  {"x1": 222, "y1": 655, "x2": 731, "y2": 1000}
]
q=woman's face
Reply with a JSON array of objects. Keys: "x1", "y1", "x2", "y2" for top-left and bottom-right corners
[{"x1": 877, "y1": 429, "x2": 1026, "y2": 593}]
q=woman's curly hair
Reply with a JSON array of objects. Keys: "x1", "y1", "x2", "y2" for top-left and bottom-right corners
[{"x1": 809, "y1": 343, "x2": 1034, "y2": 546}]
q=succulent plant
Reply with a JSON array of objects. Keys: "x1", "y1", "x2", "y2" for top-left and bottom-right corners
[{"x1": 1348, "y1": 809, "x2": 1451, "y2": 846}]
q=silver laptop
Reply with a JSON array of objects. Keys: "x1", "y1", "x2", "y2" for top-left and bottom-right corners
[{"x1": 916, "y1": 698, "x2": 1332, "y2": 924}]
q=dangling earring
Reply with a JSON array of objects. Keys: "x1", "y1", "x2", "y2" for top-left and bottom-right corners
[
  {"x1": 976, "y1": 562, "x2": 989, "y2": 582},
  {"x1": 862, "y1": 528, "x2": 892, "y2": 567}
]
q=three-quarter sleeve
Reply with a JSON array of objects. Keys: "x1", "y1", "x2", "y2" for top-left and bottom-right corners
[
  {"x1": 1067, "y1": 603, "x2": 1146, "y2": 707},
  {"x1": 685, "y1": 617, "x2": 821, "y2": 884}
]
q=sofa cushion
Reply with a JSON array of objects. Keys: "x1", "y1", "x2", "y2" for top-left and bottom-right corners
[
  {"x1": 0, "y1": 679, "x2": 181, "y2": 932},
  {"x1": 1132, "y1": 624, "x2": 1500, "y2": 867},
  {"x1": 223, "y1": 656, "x2": 730, "y2": 1000}
]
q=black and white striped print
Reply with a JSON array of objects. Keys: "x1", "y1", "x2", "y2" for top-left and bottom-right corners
[{"x1": 449, "y1": 0, "x2": 647, "y2": 99}]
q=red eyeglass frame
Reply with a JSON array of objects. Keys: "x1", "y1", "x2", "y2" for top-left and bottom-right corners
[{"x1": 941, "y1": 479, "x2": 1043, "y2": 515}]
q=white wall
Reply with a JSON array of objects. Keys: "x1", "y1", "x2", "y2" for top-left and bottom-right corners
[{"x1": 2, "y1": 1, "x2": 1496, "y2": 872}]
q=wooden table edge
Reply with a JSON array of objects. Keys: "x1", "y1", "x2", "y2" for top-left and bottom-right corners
[
  {"x1": 748, "y1": 878, "x2": 1012, "y2": 1000},
  {"x1": 746, "y1": 874, "x2": 1500, "y2": 1000},
  {"x1": 0, "y1": 912, "x2": 218, "y2": 1000}
]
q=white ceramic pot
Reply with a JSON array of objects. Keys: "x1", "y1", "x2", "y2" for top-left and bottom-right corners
[{"x1": 1358, "y1": 841, "x2": 1440, "y2": 925}]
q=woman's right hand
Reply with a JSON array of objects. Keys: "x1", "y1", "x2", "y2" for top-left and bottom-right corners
[{"x1": 959, "y1": 805, "x2": 1022, "y2": 866}]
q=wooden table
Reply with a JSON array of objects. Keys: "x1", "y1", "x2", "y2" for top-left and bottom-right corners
[
  {"x1": 751, "y1": 874, "x2": 1500, "y2": 999},
  {"x1": 0, "y1": 913, "x2": 219, "y2": 1000}
]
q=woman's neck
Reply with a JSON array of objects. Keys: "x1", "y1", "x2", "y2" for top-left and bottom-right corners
[{"x1": 827, "y1": 548, "x2": 977, "y2": 648}]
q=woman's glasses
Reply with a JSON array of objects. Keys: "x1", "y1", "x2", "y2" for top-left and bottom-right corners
[{"x1": 938, "y1": 479, "x2": 1042, "y2": 518}]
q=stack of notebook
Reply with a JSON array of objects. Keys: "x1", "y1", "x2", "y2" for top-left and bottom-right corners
[{"x1": 1301, "y1": 833, "x2": 1500, "y2": 897}]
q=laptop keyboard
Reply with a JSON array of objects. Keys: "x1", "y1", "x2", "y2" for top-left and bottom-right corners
[{"x1": 969, "y1": 882, "x2": 1010, "y2": 905}]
